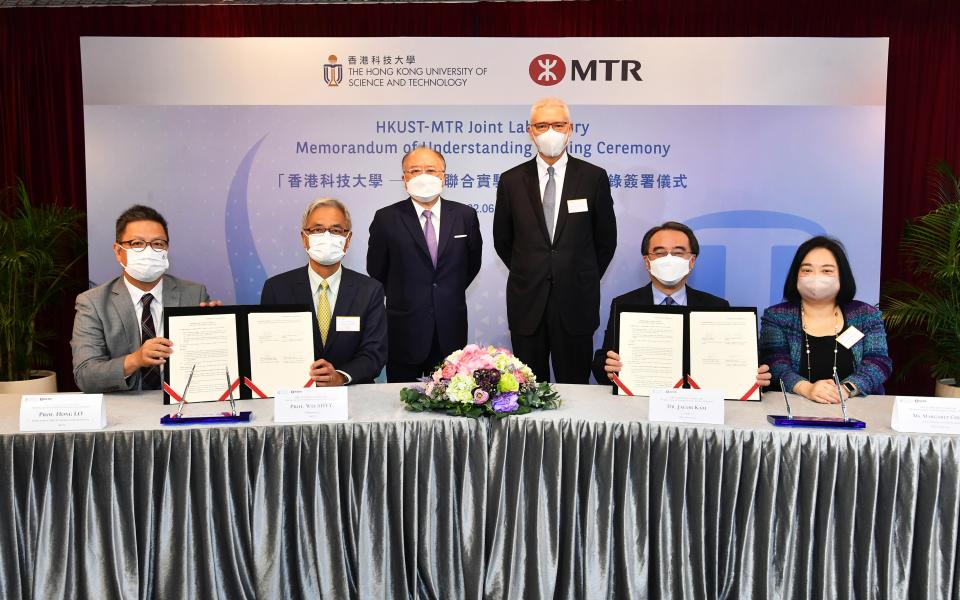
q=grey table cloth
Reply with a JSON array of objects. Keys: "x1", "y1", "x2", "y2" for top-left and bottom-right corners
[{"x1": 0, "y1": 385, "x2": 958, "y2": 599}]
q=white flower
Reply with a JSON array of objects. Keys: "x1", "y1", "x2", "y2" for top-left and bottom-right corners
[{"x1": 447, "y1": 373, "x2": 476, "y2": 404}]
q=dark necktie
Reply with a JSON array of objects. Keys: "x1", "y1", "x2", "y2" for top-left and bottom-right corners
[
  {"x1": 140, "y1": 293, "x2": 161, "y2": 390},
  {"x1": 661, "y1": 296, "x2": 677, "y2": 306}
]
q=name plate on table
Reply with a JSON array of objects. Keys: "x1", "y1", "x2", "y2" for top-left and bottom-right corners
[
  {"x1": 20, "y1": 394, "x2": 107, "y2": 432},
  {"x1": 274, "y1": 388, "x2": 348, "y2": 423},
  {"x1": 649, "y1": 388, "x2": 724, "y2": 425},
  {"x1": 891, "y1": 396, "x2": 960, "y2": 434}
]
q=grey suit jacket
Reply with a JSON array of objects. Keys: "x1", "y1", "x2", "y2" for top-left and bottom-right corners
[{"x1": 71, "y1": 274, "x2": 209, "y2": 393}]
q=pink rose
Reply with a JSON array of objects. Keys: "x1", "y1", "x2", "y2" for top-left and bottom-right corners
[{"x1": 441, "y1": 362, "x2": 457, "y2": 379}]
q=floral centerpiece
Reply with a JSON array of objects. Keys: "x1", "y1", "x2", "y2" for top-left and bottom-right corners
[{"x1": 400, "y1": 344, "x2": 561, "y2": 417}]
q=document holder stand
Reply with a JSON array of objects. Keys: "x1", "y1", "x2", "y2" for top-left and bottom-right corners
[
  {"x1": 767, "y1": 377, "x2": 866, "y2": 429},
  {"x1": 766, "y1": 415, "x2": 865, "y2": 429},
  {"x1": 161, "y1": 366, "x2": 253, "y2": 425}
]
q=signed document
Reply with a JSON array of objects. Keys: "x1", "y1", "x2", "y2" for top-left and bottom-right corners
[
  {"x1": 166, "y1": 312, "x2": 240, "y2": 402},
  {"x1": 247, "y1": 311, "x2": 315, "y2": 397},
  {"x1": 616, "y1": 311, "x2": 684, "y2": 396},
  {"x1": 688, "y1": 310, "x2": 760, "y2": 400}
]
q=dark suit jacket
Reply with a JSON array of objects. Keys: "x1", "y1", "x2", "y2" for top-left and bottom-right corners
[
  {"x1": 367, "y1": 198, "x2": 482, "y2": 365},
  {"x1": 71, "y1": 274, "x2": 209, "y2": 393},
  {"x1": 260, "y1": 265, "x2": 387, "y2": 384},
  {"x1": 493, "y1": 155, "x2": 617, "y2": 336},
  {"x1": 590, "y1": 283, "x2": 729, "y2": 383}
]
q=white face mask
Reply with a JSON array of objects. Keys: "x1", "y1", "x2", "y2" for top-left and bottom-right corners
[
  {"x1": 123, "y1": 247, "x2": 169, "y2": 283},
  {"x1": 649, "y1": 254, "x2": 691, "y2": 287},
  {"x1": 306, "y1": 232, "x2": 347, "y2": 266},
  {"x1": 405, "y1": 173, "x2": 443, "y2": 203},
  {"x1": 797, "y1": 275, "x2": 840, "y2": 302},
  {"x1": 534, "y1": 128, "x2": 570, "y2": 158}
]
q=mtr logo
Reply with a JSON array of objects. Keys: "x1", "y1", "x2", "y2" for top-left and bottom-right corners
[{"x1": 529, "y1": 54, "x2": 642, "y2": 86}]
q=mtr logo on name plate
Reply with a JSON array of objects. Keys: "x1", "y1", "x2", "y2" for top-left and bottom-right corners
[{"x1": 529, "y1": 54, "x2": 642, "y2": 86}]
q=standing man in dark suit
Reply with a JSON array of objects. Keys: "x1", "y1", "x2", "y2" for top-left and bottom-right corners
[
  {"x1": 592, "y1": 221, "x2": 771, "y2": 386},
  {"x1": 260, "y1": 198, "x2": 387, "y2": 385},
  {"x1": 493, "y1": 97, "x2": 617, "y2": 384},
  {"x1": 367, "y1": 147, "x2": 482, "y2": 382}
]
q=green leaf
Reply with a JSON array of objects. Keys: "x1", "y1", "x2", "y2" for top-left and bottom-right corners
[{"x1": 882, "y1": 162, "x2": 960, "y2": 380}]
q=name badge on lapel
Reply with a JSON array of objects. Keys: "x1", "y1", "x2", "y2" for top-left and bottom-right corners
[
  {"x1": 567, "y1": 198, "x2": 589, "y2": 213},
  {"x1": 336, "y1": 316, "x2": 360, "y2": 332}
]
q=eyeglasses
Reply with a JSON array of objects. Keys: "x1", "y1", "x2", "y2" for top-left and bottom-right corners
[
  {"x1": 119, "y1": 239, "x2": 169, "y2": 252},
  {"x1": 303, "y1": 226, "x2": 349, "y2": 237},
  {"x1": 404, "y1": 167, "x2": 444, "y2": 177},
  {"x1": 648, "y1": 250, "x2": 693, "y2": 259},
  {"x1": 531, "y1": 121, "x2": 570, "y2": 133}
]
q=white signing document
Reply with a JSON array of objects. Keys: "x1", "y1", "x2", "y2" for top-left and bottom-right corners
[
  {"x1": 247, "y1": 311, "x2": 315, "y2": 398},
  {"x1": 688, "y1": 310, "x2": 760, "y2": 401},
  {"x1": 166, "y1": 313, "x2": 240, "y2": 403},
  {"x1": 617, "y1": 311, "x2": 684, "y2": 396}
]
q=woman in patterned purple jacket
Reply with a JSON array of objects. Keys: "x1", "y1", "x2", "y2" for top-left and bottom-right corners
[{"x1": 760, "y1": 236, "x2": 892, "y2": 403}]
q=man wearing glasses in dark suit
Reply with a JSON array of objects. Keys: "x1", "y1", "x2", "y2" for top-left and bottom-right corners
[
  {"x1": 591, "y1": 221, "x2": 771, "y2": 387},
  {"x1": 367, "y1": 147, "x2": 482, "y2": 382},
  {"x1": 493, "y1": 97, "x2": 618, "y2": 384},
  {"x1": 260, "y1": 198, "x2": 387, "y2": 386}
]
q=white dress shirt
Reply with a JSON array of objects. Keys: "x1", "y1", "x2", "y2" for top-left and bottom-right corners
[
  {"x1": 307, "y1": 263, "x2": 343, "y2": 315},
  {"x1": 123, "y1": 276, "x2": 164, "y2": 389},
  {"x1": 411, "y1": 197, "x2": 442, "y2": 245},
  {"x1": 651, "y1": 284, "x2": 688, "y2": 306},
  {"x1": 123, "y1": 276, "x2": 164, "y2": 339},
  {"x1": 306, "y1": 264, "x2": 351, "y2": 383},
  {"x1": 536, "y1": 152, "x2": 568, "y2": 235}
]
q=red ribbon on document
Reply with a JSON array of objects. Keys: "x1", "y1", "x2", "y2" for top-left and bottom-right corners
[
  {"x1": 218, "y1": 378, "x2": 241, "y2": 401},
  {"x1": 162, "y1": 381, "x2": 183, "y2": 403},
  {"x1": 610, "y1": 374, "x2": 634, "y2": 396},
  {"x1": 304, "y1": 379, "x2": 315, "y2": 388},
  {"x1": 673, "y1": 378, "x2": 685, "y2": 389},
  {"x1": 243, "y1": 377, "x2": 268, "y2": 399},
  {"x1": 739, "y1": 382, "x2": 760, "y2": 401},
  {"x1": 686, "y1": 376, "x2": 701, "y2": 390}
]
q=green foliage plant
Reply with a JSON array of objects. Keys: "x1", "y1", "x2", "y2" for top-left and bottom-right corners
[
  {"x1": 883, "y1": 163, "x2": 960, "y2": 382},
  {"x1": 0, "y1": 179, "x2": 86, "y2": 381}
]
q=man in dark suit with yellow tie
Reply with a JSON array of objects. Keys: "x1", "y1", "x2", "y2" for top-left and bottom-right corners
[
  {"x1": 493, "y1": 98, "x2": 618, "y2": 384},
  {"x1": 260, "y1": 198, "x2": 386, "y2": 385},
  {"x1": 367, "y1": 148, "x2": 483, "y2": 381}
]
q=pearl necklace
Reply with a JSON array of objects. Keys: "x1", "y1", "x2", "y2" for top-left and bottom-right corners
[{"x1": 801, "y1": 304, "x2": 842, "y2": 382}]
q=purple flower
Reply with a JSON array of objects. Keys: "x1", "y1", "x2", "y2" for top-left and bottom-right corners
[
  {"x1": 492, "y1": 392, "x2": 519, "y2": 413},
  {"x1": 473, "y1": 368, "x2": 502, "y2": 393},
  {"x1": 473, "y1": 388, "x2": 490, "y2": 404}
]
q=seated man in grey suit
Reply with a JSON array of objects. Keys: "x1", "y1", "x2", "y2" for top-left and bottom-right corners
[
  {"x1": 260, "y1": 198, "x2": 387, "y2": 386},
  {"x1": 592, "y1": 221, "x2": 771, "y2": 386},
  {"x1": 71, "y1": 205, "x2": 216, "y2": 393}
]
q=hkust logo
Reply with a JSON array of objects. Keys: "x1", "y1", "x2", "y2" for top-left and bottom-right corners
[
  {"x1": 324, "y1": 54, "x2": 343, "y2": 87},
  {"x1": 529, "y1": 54, "x2": 642, "y2": 86}
]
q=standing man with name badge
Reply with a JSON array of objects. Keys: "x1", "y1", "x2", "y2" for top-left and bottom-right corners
[
  {"x1": 493, "y1": 97, "x2": 617, "y2": 383},
  {"x1": 367, "y1": 147, "x2": 482, "y2": 382},
  {"x1": 260, "y1": 198, "x2": 387, "y2": 386}
]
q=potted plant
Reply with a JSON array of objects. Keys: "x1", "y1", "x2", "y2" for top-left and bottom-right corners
[
  {"x1": 0, "y1": 179, "x2": 86, "y2": 393},
  {"x1": 883, "y1": 162, "x2": 960, "y2": 397}
]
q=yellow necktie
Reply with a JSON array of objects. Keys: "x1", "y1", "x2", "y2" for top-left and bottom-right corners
[{"x1": 317, "y1": 280, "x2": 331, "y2": 345}]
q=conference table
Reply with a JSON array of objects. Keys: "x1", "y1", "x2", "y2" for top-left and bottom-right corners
[{"x1": 1, "y1": 385, "x2": 957, "y2": 599}]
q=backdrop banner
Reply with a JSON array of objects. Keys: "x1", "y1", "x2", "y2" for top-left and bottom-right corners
[{"x1": 81, "y1": 37, "x2": 888, "y2": 377}]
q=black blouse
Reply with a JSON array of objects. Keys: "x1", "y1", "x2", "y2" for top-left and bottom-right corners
[{"x1": 805, "y1": 333, "x2": 855, "y2": 383}]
